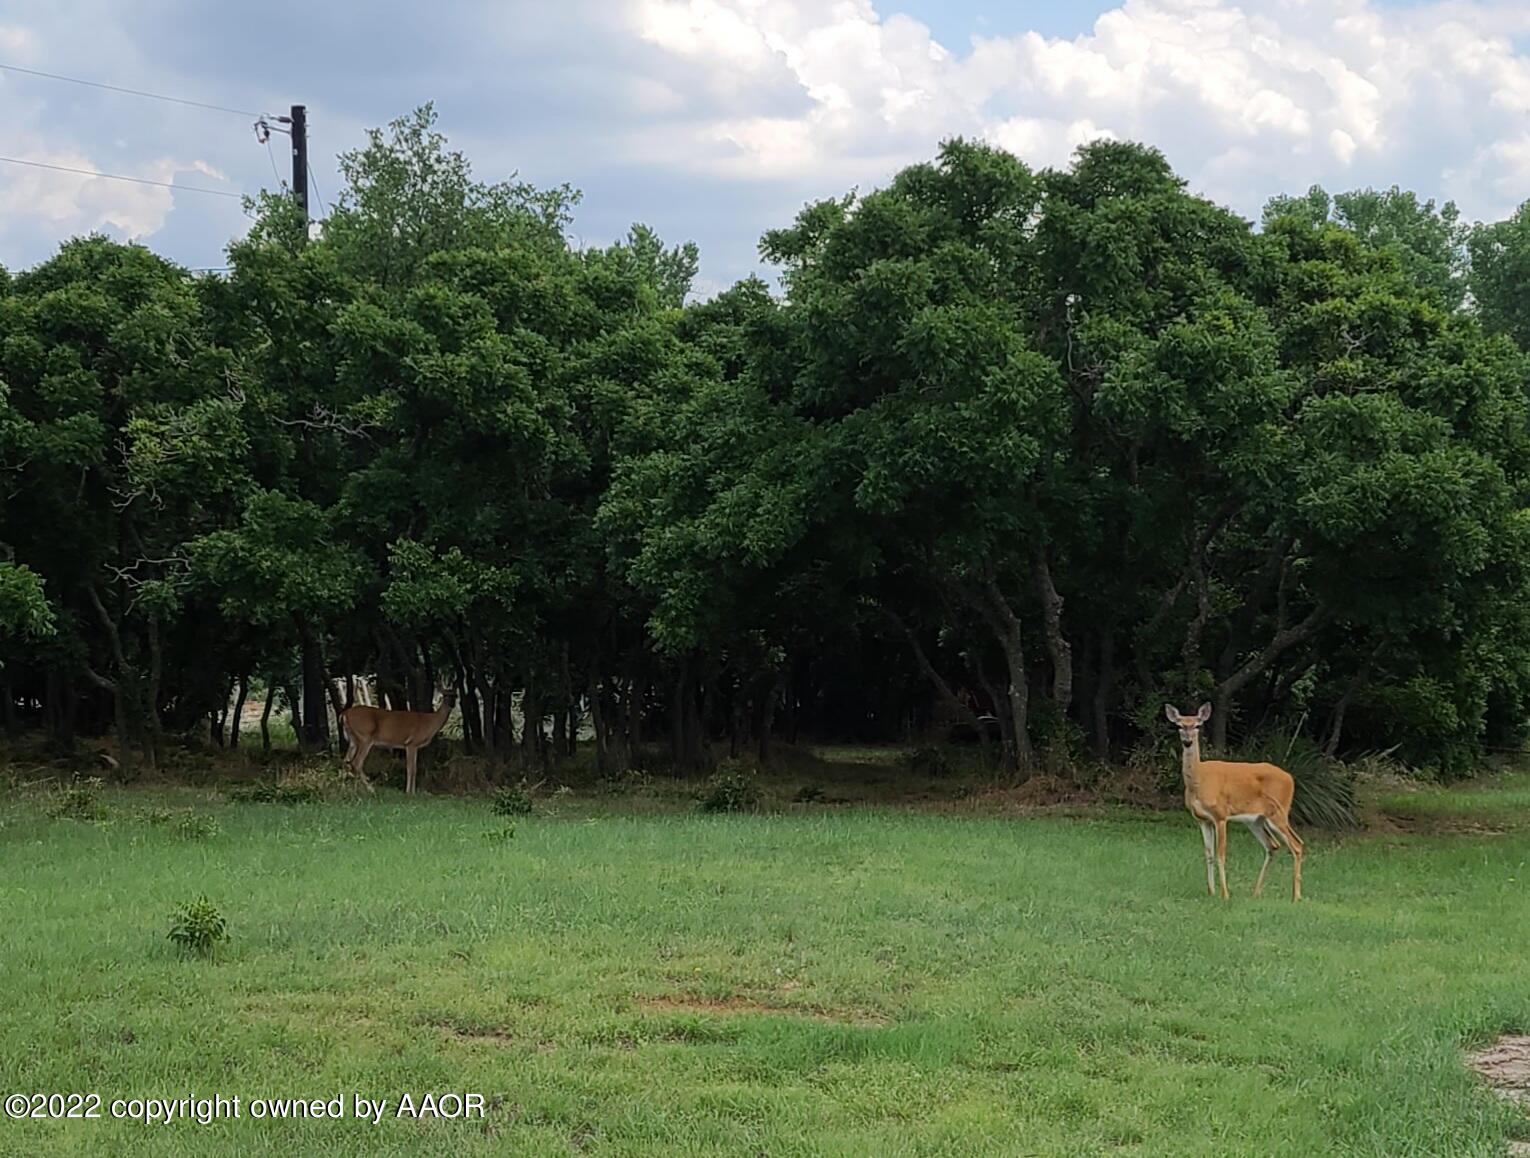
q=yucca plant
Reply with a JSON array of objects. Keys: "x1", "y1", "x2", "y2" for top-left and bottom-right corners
[{"x1": 1236, "y1": 730, "x2": 1359, "y2": 830}]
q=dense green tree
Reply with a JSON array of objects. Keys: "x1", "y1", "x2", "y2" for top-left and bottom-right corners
[
  {"x1": 3, "y1": 111, "x2": 1527, "y2": 782},
  {"x1": 1264, "y1": 184, "x2": 1470, "y2": 311},
  {"x1": 1470, "y1": 201, "x2": 1530, "y2": 350}
]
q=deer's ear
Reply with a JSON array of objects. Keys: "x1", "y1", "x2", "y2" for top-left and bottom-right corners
[
  {"x1": 1163, "y1": 704, "x2": 1180, "y2": 723},
  {"x1": 1196, "y1": 702, "x2": 1212, "y2": 723}
]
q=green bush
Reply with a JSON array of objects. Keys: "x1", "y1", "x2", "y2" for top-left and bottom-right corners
[
  {"x1": 167, "y1": 897, "x2": 227, "y2": 959},
  {"x1": 50, "y1": 778, "x2": 107, "y2": 822},
  {"x1": 490, "y1": 782, "x2": 536, "y2": 817},
  {"x1": 483, "y1": 825, "x2": 517, "y2": 844},
  {"x1": 700, "y1": 763, "x2": 760, "y2": 813}
]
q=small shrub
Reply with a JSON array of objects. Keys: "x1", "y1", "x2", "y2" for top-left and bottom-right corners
[
  {"x1": 175, "y1": 812, "x2": 221, "y2": 841},
  {"x1": 168, "y1": 897, "x2": 227, "y2": 959},
  {"x1": 905, "y1": 746, "x2": 952, "y2": 778},
  {"x1": 229, "y1": 781, "x2": 321, "y2": 805},
  {"x1": 483, "y1": 825, "x2": 517, "y2": 844},
  {"x1": 143, "y1": 806, "x2": 175, "y2": 827},
  {"x1": 490, "y1": 782, "x2": 536, "y2": 817},
  {"x1": 50, "y1": 778, "x2": 107, "y2": 822},
  {"x1": 700, "y1": 763, "x2": 760, "y2": 813}
]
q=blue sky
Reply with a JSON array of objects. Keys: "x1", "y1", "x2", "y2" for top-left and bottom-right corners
[{"x1": 3, "y1": 1, "x2": 1530, "y2": 295}]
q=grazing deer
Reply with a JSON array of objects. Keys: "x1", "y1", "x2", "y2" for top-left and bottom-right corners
[
  {"x1": 341, "y1": 688, "x2": 456, "y2": 795},
  {"x1": 1164, "y1": 703, "x2": 1304, "y2": 901}
]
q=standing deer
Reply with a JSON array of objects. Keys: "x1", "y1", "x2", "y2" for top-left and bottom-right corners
[
  {"x1": 341, "y1": 688, "x2": 456, "y2": 795},
  {"x1": 1165, "y1": 703, "x2": 1304, "y2": 901}
]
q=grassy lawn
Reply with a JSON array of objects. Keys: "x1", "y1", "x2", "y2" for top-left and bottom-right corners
[{"x1": 2, "y1": 777, "x2": 1528, "y2": 1155}]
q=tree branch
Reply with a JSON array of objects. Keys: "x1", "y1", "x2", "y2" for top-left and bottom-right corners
[
  {"x1": 1214, "y1": 602, "x2": 1331, "y2": 705},
  {"x1": 877, "y1": 604, "x2": 983, "y2": 732}
]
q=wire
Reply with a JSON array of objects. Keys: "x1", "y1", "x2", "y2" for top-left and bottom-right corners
[
  {"x1": 0, "y1": 62, "x2": 262, "y2": 118},
  {"x1": 0, "y1": 155, "x2": 242, "y2": 198},
  {"x1": 264, "y1": 137, "x2": 284, "y2": 188},
  {"x1": 309, "y1": 167, "x2": 328, "y2": 217}
]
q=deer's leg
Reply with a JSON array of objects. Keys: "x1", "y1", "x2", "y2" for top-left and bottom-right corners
[
  {"x1": 1270, "y1": 814, "x2": 1304, "y2": 901},
  {"x1": 352, "y1": 739, "x2": 372, "y2": 778},
  {"x1": 1247, "y1": 818, "x2": 1280, "y2": 898},
  {"x1": 406, "y1": 746, "x2": 417, "y2": 795},
  {"x1": 1199, "y1": 821, "x2": 1216, "y2": 896},
  {"x1": 1214, "y1": 819, "x2": 1230, "y2": 900}
]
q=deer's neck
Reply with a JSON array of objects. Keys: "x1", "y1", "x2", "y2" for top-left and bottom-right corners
[{"x1": 1181, "y1": 736, "x2": 1203, "y2": 795}]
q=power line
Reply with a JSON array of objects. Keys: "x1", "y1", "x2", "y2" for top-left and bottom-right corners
[
  {"x1": 309, "y1": 167, "x2": 328, "y2": 217},
  {"x1": 0, "y1": 62, "x2": 262, "y2": 118},
  {"x1": 0, "y1": 155, "x2": 242, "y2": 198},
  {"x1": 264, "y1": 136, "x2": 284, "y2": 188}
]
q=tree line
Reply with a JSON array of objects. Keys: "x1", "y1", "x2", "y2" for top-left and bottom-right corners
[{"x1": 4, "y1": 105, "x2": 1530, "y2": 778}]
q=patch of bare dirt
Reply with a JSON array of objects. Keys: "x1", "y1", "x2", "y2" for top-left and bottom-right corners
[
  {"x1": 637, "y1": 994, "x2": 888, "y2": 1027},
  {"x1": 432, "y1": 1019, "x2": 556, "y2": 1051},
  {"x1": 1467, "y1": 1032, "x2": 1530, "y2": 1152},
  {"x1": 1382, "y1": 812, "x2": 1514, "y2": 836},
  {"x1": 1467, "y1": 1035, "x2": 1530, "y2": 1108}
]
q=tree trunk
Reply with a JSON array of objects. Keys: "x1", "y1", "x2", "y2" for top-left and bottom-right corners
[
  {"x1": 1324, "y1": 653, "x2": 1377, "y2": 758},
  {"x1": 591, "y1": 676, "x2": 609, "y2": 776},
  {"x1": 260, "y1": 677, "x2": 275, "y2": 753},
  {"x1": 784, "y1": 664, "x2": 798, "y2": 745},
  {"x1": 962, "y1": 579, "x2": 1033, "y2": 773},
  {"x1": 1034, "y1": 549, "x2": 1073, "y2": 717},
  {"x1": 974, "y1": 659, "x2": 1013, "y2": 763},
  {"x1": 460, "y1": 679, "x2": 483, "y2": 752},
  {"x1": 670, "y1": 662, "x2": 688, "y2": 769},
  {"x1": 757, "y1": 671, "x2": 783, "y2": 765},
  {"x1": 230, "y1": 673, "x2": 248, "y2": 750},
  {"x1": 284, "y1": 682, "x2": 303, "y2": 740},
  {"x1": 84, "y1": 585, "x2": 135, "y2": 772},
  {"x1": 521, "y1": 683, "x2": 542, "y2": 769},
  {"x1": 625, "y1": 674, "x2": 643, "y2": 750},
  {"x1": 1092, "y1": 626, "x2": 1115, "y2": 759},
  {"x1": 552, "y1": 705, "x2": 567, "y2": 766},
  {"x1": 297, "y1": 618, "x2": 328, "y2": 749},
  {"x1": 84, "y1": 663, "x2": 132, "y2": 777}
]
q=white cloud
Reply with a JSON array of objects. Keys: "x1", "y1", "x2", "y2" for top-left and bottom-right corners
[
  {"x1": 629, "y1": 0, "x2": 1530, "y2": 222},
  {"x1": 0, "y1": 137, "x2": 230, "y2": 242}
]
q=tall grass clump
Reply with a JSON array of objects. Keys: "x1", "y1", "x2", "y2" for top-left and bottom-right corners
[{"x1": 1236, "y1": 731, "x2": 1358, "y2": 829}]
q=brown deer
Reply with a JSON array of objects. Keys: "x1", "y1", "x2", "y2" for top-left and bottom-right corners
[
  {"x1": 341, "y1": 688, "x2": 456, "y2": 795},
  {"x1": 1165, "y1": 703, "x2": 1304, "y2": 901}
]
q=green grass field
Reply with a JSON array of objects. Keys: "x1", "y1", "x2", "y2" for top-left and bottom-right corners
[{"x1": 2, "y1": 773, "x2": 1528, "y2": 1156}]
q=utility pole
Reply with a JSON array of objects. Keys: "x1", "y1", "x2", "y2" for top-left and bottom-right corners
[{"x1": 289, "y1": 104, "x2": 308, "y2": 221}]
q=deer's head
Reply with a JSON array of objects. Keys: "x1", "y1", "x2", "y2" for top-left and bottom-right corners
[
  {"x1": 1164, "y1": 702, "x2": 1212, "y2": 749},
  {"x1": 439, "y1": 687, "x2": 458, "y2": 709}
]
